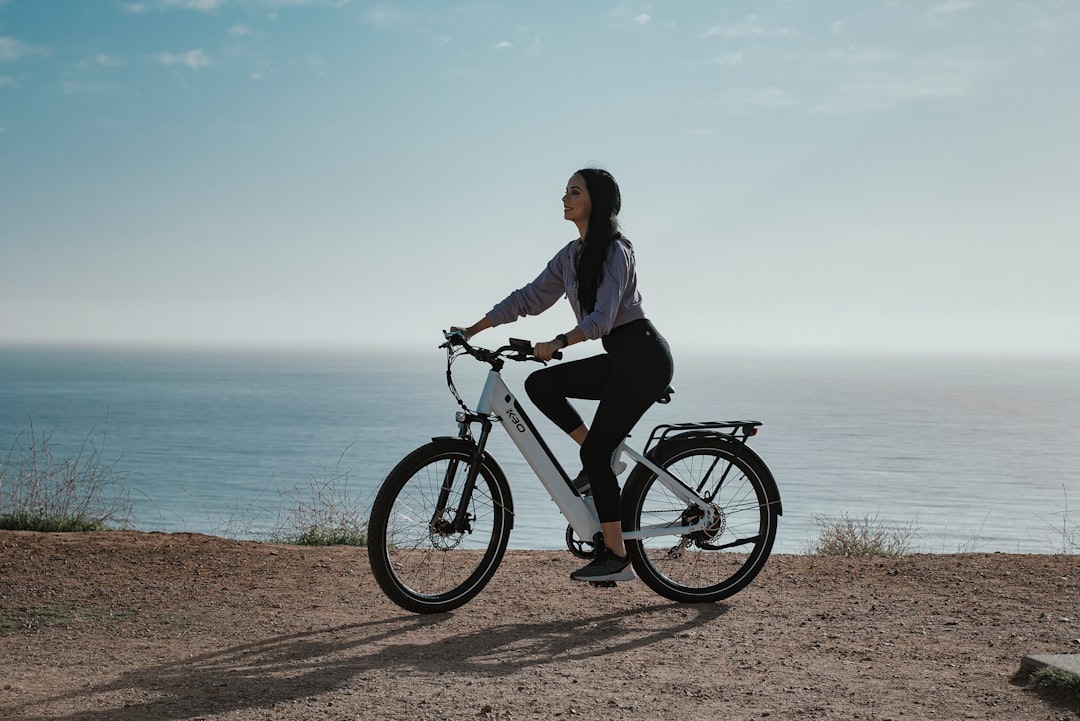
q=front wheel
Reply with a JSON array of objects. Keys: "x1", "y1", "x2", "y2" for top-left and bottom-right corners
[
  {"x1": 622, "y1": 436, "x2": 780, "y2": 603},
  {"x1": 367, "y1": 440, "x2": 513, "y2": 613}
]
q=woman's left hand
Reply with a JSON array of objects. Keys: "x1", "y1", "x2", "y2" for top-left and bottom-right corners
[{"x1": 534, "y1": 341, "x2": 562, "y2": 362}]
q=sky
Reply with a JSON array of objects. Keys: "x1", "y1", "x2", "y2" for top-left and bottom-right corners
[{"x1": 1, "y1": 0, "x2": 1078, "y2": 356}]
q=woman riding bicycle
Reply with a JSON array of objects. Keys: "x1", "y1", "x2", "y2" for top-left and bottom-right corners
[{"x1": 453, "y1": 167, "x2": 674, "y2": 583}]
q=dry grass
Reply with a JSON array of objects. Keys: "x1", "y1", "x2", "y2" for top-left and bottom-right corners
[
  {"x1": 0, "y1": 420, "x2": 131, "y2": 532},
  {"x1": 266, "y1": 448, "x2": 368, "y2": 546},
  {"x1": 810, "y1": 512, "x2": 917, "y2": 557}
]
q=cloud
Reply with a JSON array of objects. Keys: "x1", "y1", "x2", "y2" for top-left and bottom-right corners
[
  {"x1": 741, "y1": 87, "x2": 799, "y2": 108},
  {"x1": 701, "y1": 14, "x2": 801, "y2": 40},
  {"x1": 0, "y1": 36, "x2": 49, "y2": 62},
  {"x1": 163, "y1": 0, "x2": 224, "y2": 10},
  {"x1": 823, "y1": 47, "x2": 896, "y2": 64},
  {"x1": 126, "y1": 0, "x2": 351, "y2": 11},
  {"x1": 710, "y1": 46, "x2": 981, "y2": 116},
  {"x1": 228, "y1": 24, "x2": 251, "y2": 36},
  {"x1": 365, "y1": 5, "x2": 403, "y2": 28},
  {"x1": 62, "y1": 80, "x2": 123, "y2": 95},
  {"x1": 290, "y1": 54, "x2": 326, "y2": 76},
  {"x1": 95, "y1": 53, "x2": 127, "y2": 67},
  {"x1": 0, "y1": 75, "x2": 15, "y2": 87},
  {"x1": 494, "y1": 41, "x2": 512, "y2": 50},
  {"x1": 807, "y1": 55, "x2": 981, "y2": 113},
  {"x1": 930, "y1": 0, "x2": 975, "y2": 16},
  {"x1": 634, "y1": 14, "x2": 652, "y2": 27},
  {"x1": 155, "y1": 49, "x2": 211, "y2": 69}
]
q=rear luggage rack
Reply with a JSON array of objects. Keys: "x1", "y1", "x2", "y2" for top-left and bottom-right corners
[{"x1": 644, "y1": 421, "x2": 762, "y2": 454}]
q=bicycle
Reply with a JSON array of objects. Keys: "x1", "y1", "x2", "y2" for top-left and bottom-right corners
[{"x1": 367, "y1": 331, "x2": 783, "y2": 614}]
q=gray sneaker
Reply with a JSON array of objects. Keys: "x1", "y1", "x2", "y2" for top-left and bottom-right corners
[{"x1": 570, "y1": 548, "x2": 635, "y2": 583}]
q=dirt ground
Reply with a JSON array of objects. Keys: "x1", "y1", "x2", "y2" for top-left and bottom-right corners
[{"x1": 1, "y1": 531, "x2": 1078, "y2": 721}]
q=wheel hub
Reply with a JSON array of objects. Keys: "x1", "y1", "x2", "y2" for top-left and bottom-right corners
[
  {"x1": 429, "y1": 513, "x2": 468, "y2": 550},
  {"x1": 683, "y1": 503, "x2": 727, "y2": 545}
]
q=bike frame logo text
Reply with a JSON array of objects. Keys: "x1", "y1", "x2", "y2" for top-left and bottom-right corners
[{"x1": 505, "y1": 409, "x2": 527, "y2": 434}]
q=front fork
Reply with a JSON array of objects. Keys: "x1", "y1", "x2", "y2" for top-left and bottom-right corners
[{"x1": 431, "y1": 413, "x2": 493, "y2": 535}]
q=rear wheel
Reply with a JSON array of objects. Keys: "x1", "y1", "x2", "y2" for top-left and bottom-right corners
[
  {"x1": 367, "y1": 441, "x2": 513, "y2": 613},
  {"x1": 622, "y1": 437, "x2": 779, "y2": 603}
]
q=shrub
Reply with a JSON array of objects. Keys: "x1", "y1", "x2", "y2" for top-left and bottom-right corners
[
  {"x1": 1025, "y1": 667, "x2": 1080, "y2": 703},
  {"x1": 0, "y1": 421, "x2": 131, "y2": 533},
  {"x1": 268, "y1": 452, "x2": 367, "y2": 546},
  {"x1": 810, "y1": 512, "x2": 917, "y2": 557},
  {"x1": 1045, "y1": 484, "x2": 1079, "y2": 555}
]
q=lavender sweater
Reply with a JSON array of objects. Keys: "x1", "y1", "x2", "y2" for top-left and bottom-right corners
[{"x1": 487, "y1": 237, "x2": 646, "y2": 341}]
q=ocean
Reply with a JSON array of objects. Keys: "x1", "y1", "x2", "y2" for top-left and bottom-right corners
[{"x1": 1, "y1": 345, "x2": 1078, "y2": 554}]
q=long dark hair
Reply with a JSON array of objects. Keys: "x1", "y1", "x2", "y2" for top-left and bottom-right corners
[{"x1": 574, "y1": 168, "x2": 622, "y2": 314}]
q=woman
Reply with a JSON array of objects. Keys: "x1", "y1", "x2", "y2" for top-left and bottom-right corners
[{"x1": 453, "y1": 168, "x2": 674, "y2": 583}]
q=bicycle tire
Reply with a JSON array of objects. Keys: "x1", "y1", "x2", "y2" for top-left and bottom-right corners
[
  {"x1": 367, "y1": 440, "x2": 513, "y2": 614},
  {"x1": 622, "y1": 435, "x2": 780, "y2": 603}
]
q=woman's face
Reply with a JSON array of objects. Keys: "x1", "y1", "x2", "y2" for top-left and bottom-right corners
[{"x1": 562, "y1": 174, "x2": 591, "y2": 226}]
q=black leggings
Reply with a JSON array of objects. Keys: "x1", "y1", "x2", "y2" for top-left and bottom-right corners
[{"x1": 524, "y1": 319, "x2": 674, "y2": 523}]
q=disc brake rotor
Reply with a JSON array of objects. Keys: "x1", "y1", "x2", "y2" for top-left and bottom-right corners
[{"x1": 429, "y1": 514, "x2": 467, "y2": 550}]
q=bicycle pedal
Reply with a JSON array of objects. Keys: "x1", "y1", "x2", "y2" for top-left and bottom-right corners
[{"x1": 589, "y1": 581, "x2": 618, "y2": 588}]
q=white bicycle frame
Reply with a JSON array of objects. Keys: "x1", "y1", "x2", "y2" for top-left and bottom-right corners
[{"x1": 473, "y1": 365, "x2": 714, "y2": 544}]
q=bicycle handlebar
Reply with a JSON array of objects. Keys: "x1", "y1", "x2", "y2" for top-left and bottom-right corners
[{"x1": 441, "y1": 330, "x2": 562, "y2": 364}]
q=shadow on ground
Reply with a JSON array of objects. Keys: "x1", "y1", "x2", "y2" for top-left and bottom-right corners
[{"x1": 9, "y1": 602, "x2": 730, "y2": 721}]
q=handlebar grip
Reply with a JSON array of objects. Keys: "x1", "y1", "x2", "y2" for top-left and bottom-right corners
[
  {"x1": 551, "y1": 350, "x2": 563, "y2": 361},
  {"x1": 443, "y1": 329, "x2": 467, "y2": 346}
]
